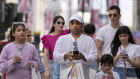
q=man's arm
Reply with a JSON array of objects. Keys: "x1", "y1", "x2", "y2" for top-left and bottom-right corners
[{"x1": 96, "y1": 39, "x2": 103, "y2": 61}]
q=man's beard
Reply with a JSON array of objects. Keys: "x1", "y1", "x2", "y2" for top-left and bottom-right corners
[{"x1": 71, "y1": 30, "x2": 81, "y2": 35}]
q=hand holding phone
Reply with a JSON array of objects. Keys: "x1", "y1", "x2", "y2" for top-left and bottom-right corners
[{"x1": 73, "y1": 51, "x2": 79, "y2": 55}]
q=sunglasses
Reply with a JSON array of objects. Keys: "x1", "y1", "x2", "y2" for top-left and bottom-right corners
[
  {"x1": 108, "y1": 14, "x2": 117, "y2": 17},
  {"x1": 26, "y1": 34, "x2": 33, "y2": 37},
  {"x1": 57, "y1": 21, "x2": 65, "y2": 25},
  {"x1": 12, "y1": 22, "x2": 25, "y2": 30},
  {"x1": 12, "y1": 22, "x2": 25, "y2": 25},
  {"x1": 73, "y1": 41, "x2": 78, "y2": 51}
]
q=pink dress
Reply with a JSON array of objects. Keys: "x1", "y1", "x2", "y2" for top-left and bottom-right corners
[{"x1": 41, "y1": 29, "x2": 69, "y2": 60}]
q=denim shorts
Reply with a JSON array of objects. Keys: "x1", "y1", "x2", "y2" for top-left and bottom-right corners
[{"x1": 113, "y1": 67, "x2": 136, "y2": 79}]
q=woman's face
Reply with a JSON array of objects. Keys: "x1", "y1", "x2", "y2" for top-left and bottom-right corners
[
  {"x1": 119, "y1": 33, "x2": 129, "y2": 44},
  {"x1": 53, "y1": 18, "x2": 65, "y2": 31}
]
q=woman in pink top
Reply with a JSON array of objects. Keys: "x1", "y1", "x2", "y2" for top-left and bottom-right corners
[{"x1": 41, "y1": 15, "x2": 69, "y2": 79}]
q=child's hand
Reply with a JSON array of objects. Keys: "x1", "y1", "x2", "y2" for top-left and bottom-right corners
[
  {"x1": 107, "y1": 71, "x2": 115, "y2": 79},
  {"x1": 28, "y1": 61, "x2": 34, "y2": 67},
  {"x1": 102, "y1": 75, "x2": 105, "y2": 79},
  {"x1": 13, "y1": 56, "x2": 22, "y2": 64}
]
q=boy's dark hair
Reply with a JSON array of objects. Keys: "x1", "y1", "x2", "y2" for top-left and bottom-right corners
[
  {"x1": 108, "y1": 5, "x2": 120, "y2": 14},
  {"x1": 84, "y1": 24, "x2": 95, "y2": 35},
  {"x1": 101, "y1": 54, "x2": 114, "y2": 65}
]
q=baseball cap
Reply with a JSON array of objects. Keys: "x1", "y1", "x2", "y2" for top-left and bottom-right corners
[{"x1": 69, "y1": 14, "x2": 82, "y2": 23}]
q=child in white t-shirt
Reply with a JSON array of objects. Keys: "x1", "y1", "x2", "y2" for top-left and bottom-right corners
[{"x1": 94, "y1": 54, "x2": 120, "y2": 79}]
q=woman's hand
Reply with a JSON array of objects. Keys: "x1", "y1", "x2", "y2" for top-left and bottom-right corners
[
  {"x1": 44, "y1": 70, "x2": 50, "y2": 79},
  {"x1": 40, "y1": 72, "x2": 45, "y2": 79}
]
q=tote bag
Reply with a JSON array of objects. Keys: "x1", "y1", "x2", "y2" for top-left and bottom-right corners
[
  {"x1": 60, "y1": 63, "x2": 84, "y2": 79},
  {"x1": 31, "y1": 67, "x2": 41, "y2": 79}
]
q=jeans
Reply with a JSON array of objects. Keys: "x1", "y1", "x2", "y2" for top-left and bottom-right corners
[
  {"x1": 53, "y1": 63, "x2": 60, "y2": 79},
  {"x1": 113, "y1": 67, "x2": 136, "y2": 79},
  {"x1": 49, "y1": 60, "x2": 56, "y2": 79}
]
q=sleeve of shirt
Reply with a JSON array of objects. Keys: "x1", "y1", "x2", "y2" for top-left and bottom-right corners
[
  {"x1": 53, "y1": 37, "x2": 69, "y2": 64},
  {"x1": 63, "y1": 29, "x2": 70, "y2": 34},
  {"x1": 96, "y1": 27, "x2": 104, "y2": 41},
  {"x1": 113, "y1": 72, "x2": 120, "y2": 79},
  {"x1": 82, "y1": 38, "x2": 97, "y2": 65},
  {"x1": 41, "y1": 35, "x2": 50, "y2": 51},
  {"x1": 53, "y1": 37, "x2": 64, "y2": 64},
  {"x1": 0, "y1": 46, "x2": 16, "y2": 73},
  {"x1": 32, "y1": 46, "x2": 41, "y2": 71},
  {"x1": 135, "y1": 45, "x2": 140, "y2": 57}
]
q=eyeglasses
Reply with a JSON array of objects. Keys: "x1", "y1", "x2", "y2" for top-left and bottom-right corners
[
  {"x1": 57, "y1": 21, "x2": 65, "y2": 25},
  {"x1": 108, "y1": 14, "x2": 117, "y2": 17},
  {"x1": 26, "y1": 34, "x2": 33, "y2": 37},
  {"x1": 73, "y1": 41, "x2": 78, "y2": 51}
]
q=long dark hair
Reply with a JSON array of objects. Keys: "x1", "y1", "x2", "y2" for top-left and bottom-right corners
[
  {"x1": 111, "y1": 26, "x2": 135, "y2": 56},
  {"x1": 49, "y1": 15, "x2": 65, "y2": 34},
  {"x1": 8, "y1": 22, "x2": 25, "y2": 42}
]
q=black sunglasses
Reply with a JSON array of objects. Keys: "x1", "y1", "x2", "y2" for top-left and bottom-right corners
[
  {"x1": 108, "y1": 14, "x2": 117, "y2": 17},
  {"x1": 57, "y1": 21, "x2": 65, "y2": 25}
]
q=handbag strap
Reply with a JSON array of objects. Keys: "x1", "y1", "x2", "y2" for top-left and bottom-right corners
[{"x1": 120, "y1": 47, "x2": 128, "y2": 79}]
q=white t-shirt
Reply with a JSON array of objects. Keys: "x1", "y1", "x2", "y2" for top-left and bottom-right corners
[
  {"x1": 53, "y1": 34, "x2": 97, "y2": 79},
  {"x1": 96, "y1": 24, "x2": 120, "y2": 55},
  {"x1": 115, "y1": 43, "x2": 140, "y2": 68},
  {"x1": 94, "y1": 70, "x2": 120, "y2": 79}
]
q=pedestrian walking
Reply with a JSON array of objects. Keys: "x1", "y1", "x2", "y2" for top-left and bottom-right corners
[
  {"x1": 0, "y1": 22, "x2": 41, "y2": 79},
  {"x1": 111, "y1": 26, "x2": 140, "y2": 79},
  {"x1": 41, "y1": 15, "x2": 69, "y2": 79},
  {"x1": 25, "y1": 28, "x2": 45, "y2": 79},
  {"x1": 96, "y1": 5, "x2": 122, "y2": 61},
  {"x1": 53, "y1": 14, "x2": 97, "y2": 79}
]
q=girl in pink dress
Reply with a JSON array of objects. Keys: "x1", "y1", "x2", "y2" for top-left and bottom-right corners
[{"x1": 41, "y1": 15, "x2": 69, "y2": 79}]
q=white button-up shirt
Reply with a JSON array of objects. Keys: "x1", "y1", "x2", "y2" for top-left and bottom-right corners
[{"x1": 53, "y1": 34, "x2": 97, "y2": 79}]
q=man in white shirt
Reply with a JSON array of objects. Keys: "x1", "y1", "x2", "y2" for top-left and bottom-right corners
[
  {"x1": 96, "y1": 5, "x2": 122, "y2": 61},
  {"x1": 53, "y1": 14, "x2": 97, "y2": 79}
]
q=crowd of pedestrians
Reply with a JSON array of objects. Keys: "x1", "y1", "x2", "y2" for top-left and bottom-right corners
[{"x1": 0, "y1": 5, "x2": 140, "y2": 79}]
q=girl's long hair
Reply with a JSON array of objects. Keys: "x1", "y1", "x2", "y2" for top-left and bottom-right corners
[
  {"x1": 49, "y1": 15, "x2": 65, "y2": 34},
  {"x1": 111, "y1": 26, "x2": 135, "y2": 56}
]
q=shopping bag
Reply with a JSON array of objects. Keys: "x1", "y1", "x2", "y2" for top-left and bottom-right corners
[
  {"x1": 89, "y1": 68, "x2": 96, "y2": 79},
  {"x1": 37, "y1": 71, "x2": 41, "y2": 79},
  {"x1": 60, "y1": 63, "x2": 84, "y2": 79},
  {"x1": 31, "y1": 67, "x2": 41, "y2": 79}
]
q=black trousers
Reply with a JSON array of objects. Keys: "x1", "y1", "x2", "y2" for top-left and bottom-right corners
[{"x1": 135, "y1": 68, "x2": 140, "y2": 79}]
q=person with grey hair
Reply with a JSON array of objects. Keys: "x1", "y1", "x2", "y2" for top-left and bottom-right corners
[{"x1": 53, "y1": 14, "x2": 97, "y2": 79}]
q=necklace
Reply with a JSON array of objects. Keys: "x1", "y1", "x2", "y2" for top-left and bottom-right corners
[{"x1": 15, "y1": 42, "x2": 25, "y2": 56}]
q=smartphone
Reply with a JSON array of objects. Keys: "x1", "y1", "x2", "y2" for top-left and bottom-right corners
[{"x1": 73, "y1": 51, "x2": 79, "y2": 55}]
